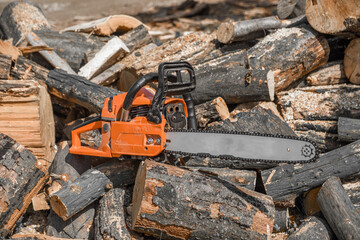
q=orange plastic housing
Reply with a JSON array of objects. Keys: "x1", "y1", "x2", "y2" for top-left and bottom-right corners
[{"x1": 69, "y1": 90, "x2": 187, "y2": 158}]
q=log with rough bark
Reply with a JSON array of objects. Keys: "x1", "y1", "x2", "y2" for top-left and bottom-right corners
[
  {"x1": 194, "y1": 97, "x2": 229, "y2": 128},
  {"x1": 131, "y1": 159, "x2": 275, "y2": 239},
  {"x1": 47, "y1": 69, "x2": 120, "y2": 113},
  {"x1": 185, "y1": 167, "x2": 257, "y2": 190},
  {"x1": 278, "y1": 84, "x2": 360, "y2": 151},
  {"x1": 306, "y1": 60, "x2": 348, "y2": 86},
  {"x1": 273, "y1": 207, "x2": 290, "y2": 232},
  {"x1": 338, "y1": 117, "x2": 360, "y2": 142},
  {"x1": 0, "y1": 134, "x2": 47, "y2": 237},
  {"x1": 287, "y1": 215, "x2": 335, "y2": 240},
  {"x1": 277, "y1": 0, "x2": 305, "y2": 19},
  {"x1": 0, "y1": 80, "x2": 55, "y2": 168},
  {"x1": 0, "y1": 55, "x2": 12, "y2": 79},
  {"x1": 344, "y1": 38, "x2": 360, "y2": 84},
  {"x1": 317, "y1": 176, "x2": 360, "y2": 240},
  {"x1": 95, "y1": 187, "x2": 139, "y2": 240},
  {"x1": 11, "y1": 56, "x2": 49, "y2": 81},
  {"x1": 185, "y1": 102, "x2": 295, "y2": 170},
  {"x1": 50, "y1": 159, "x2": 139, "y2": 221},
  {"x1": 260, "y1": 139, "x2": 360, "y2": 205},
  {"x1": 191, "y1": 63, "x2": 275, "y2": 104},
  {"x1": 247, "y1": 26, "x2": 329, "y2": 91},
  {"x1": 216, "y1": 15, "x2": 307, "y2": 44},
  {"x1": 0, "y1": 1, "x2": 51, "y2": 45},
  {"x1": 306, "y1": 0, "x2": 360, "y2": 37}
]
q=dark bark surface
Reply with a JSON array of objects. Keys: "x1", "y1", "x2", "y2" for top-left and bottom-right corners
[
  {"x1": 0, "y1": 54, "x2": 11, "y2": 79},
  {"x1": 338, "y1": 117, "x2": 360, "y2": 142}
]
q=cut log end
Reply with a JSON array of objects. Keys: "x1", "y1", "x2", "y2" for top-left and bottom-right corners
[
  {"x1": 49, "y1": 196, "x2": 68, "y2": 221},
  {"x1": 267, "y1": 70, "x2": 275, "y2": 101},
  {"x1": 131, "y1": 161, "x2": 146, "y2": 228},
  {"x1": 344, "y1": 38, "x2": 360, "y2": 84},
  {"x1": 217, "y1": 22, "x2": 235, "y2": 44}
]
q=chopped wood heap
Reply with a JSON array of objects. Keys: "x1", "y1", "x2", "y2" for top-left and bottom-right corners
[{"x1": 0, "y1": 0, "x2": 359, "y2": 239}]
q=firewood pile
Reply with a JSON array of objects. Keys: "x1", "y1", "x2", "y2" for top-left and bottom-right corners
[{"x1": 0, "y1": 0, "x2": 359, "y2": 239}]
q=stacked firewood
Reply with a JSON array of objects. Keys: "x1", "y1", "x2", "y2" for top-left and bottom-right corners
[{"x1": 0, "y1": 0, "x2": 359, "y2": 239}]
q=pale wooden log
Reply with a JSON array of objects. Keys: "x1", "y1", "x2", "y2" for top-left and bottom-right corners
[
  {"x1": 344, "y1": 38, "x2": 360, "y2": 84},
  {"x1": 62, "y1": 15, "x2": 148, "y2": 36},
  {"x1": 0, "y1": 54, "x2": 11, "y2": 79},
  {"x1": 0, "y1": 1, "x2": 51, "y2": 45},
  {"x1": 78, "y1": 37, "x2": 129, "y2": 80},
  {"x1": 0, "y1": 134, "x2": 47, "y2": 237},
  {"x1": 25, "y1": 32, "x2": 76, "y2": 75},
  {"x1": 338, "y1": 117, "x2": 360, "y2": 142},
  {"x1": 277, "y1": 0, "x2": 306, "y2": 19},
  {"x1": 317, "y1": 176, "x2": 360, "y2": 240},
  {"x1": 185, "y1": 167, "x2": 257, "y2": 190},
  {"x1": 0, "y1": 40, "x2": 21, "y2": 61},
  {"x1": 32, "y1": 192, "x2": 50, "y2": 211},
  {"x1": 306, "y1": 0, "x2": 360, "y2": 37},
  {"x1": 216, "y1": 15, "x2": 307, "y2": 44},
  {"x1": 0, "y1": 80, "x2": 55, "y2": 168},
  {"x1": 91, "y1": 63, "x2": 124, "y2": 85},
  {"x1": 50, "y1": 159, "x2": 139, "y2": 221},
  {"x1": 247, "y1": 26, "x2": 329, "y2": 91},
  {"x1": 131, "y1": 159, "x2": 275, "y2": 239},
  {"x1": 287, "y1": 215, "x2": 335, "y2": 240},
  {"x1": 306, "y1": 60, "x2": 348, "y2": 86},
  {"x1": 260, "y1": 140, "x2": 360, "y2": 205}
]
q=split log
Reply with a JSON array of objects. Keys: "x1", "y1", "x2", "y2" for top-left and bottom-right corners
[
  {"x1": 131, "y1": 159, "x2": 275, "y2": 239},
  {"x1": 62, "y1": 15, "x2": 147, "y2": 36},
  {"x1": 0, "y1": 1, "x2": 50, "y2": 45},
  {"x1": 47, "y1": 69, "x2": 120, "y2": 113},
  {"x1": 50, "y1": 159, "x2": 139, "y2": 221},
  {"x1": 32, "y1": 29, "x2": 104, "y2": 72},
  {"x1": 0, "y1": 40, "x2": 21, "y2": 61},
  {"x1": 185, "y1": 102, "x2": 295, "y2": 170},
  {"x1": 317, "y1": 176, "x2": 360, "y2": 240},
  {"x1": 344, "y1": 38, "x2": 360, "y2": 84},
  {"x1": 185, "y1": 167, "x2": 257, "y2": 190},
  {"x1": 277, "y1": 0, "x2": 306, "y2": 19},
  {"x1": 260, "y1": 139, "x2": 360, "y2": 205},
  {"x1": 78, "y1": 37, "x2": 129, "y2": 80},
  {"x1": 192, "y1": 63, "x2": 274, "y2": 104},
  {"x1": 0, "y1": 134, "x2": 47, "y2": 237},
  {"x1": 95, "y1": 187, "x2": 139, "y2": 240},
  {"x1": 273, "y1": 207, "x2": 290, "y2": 232},
  {"x1": 194, "y1": 97, "x2": 229, "y2": 128},
  {"x1": 25, "y1": 32, "x2": 76, "y2": 75},
  {"x1": 0, "y1": 55, "x2": 12, "y2": 79},
  {"x1": 306, "y1": 0, "x2": 360, "y2": 37},
  {"x1": 247, "y1": 26, "x2": 329, "y2": 91},
  {"x1": 287, "y1": 215, "x2": 335, "y2": 240},
  {"x1": 216, "y1": 15, "x2": 307, "y2": 44},
  {"x1": 0, "y1": 80, "x2": 55, "y2": 168},
  {"x1": 306, "y1": 60, "x2": 348, "y2": 86},
  {"x1": 338, "y1": 117, "x2": 360, "y2": 142}
]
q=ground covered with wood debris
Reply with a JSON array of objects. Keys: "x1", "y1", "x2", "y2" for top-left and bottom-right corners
[{"x1": 0, "y1": 0, "x2": 359, "y2": 239}]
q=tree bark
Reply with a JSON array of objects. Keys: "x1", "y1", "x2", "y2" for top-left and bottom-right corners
[
  {"x1": 131, "y1": 159, "x2": 275, "y2": 240},
  {"x1": 344, "y1": 38, "x2": 360, "y2": 84},
  {"x1": 306, "y1": 0, "x2": 360, "y2": 37},
  {"x1": 0, "y1": 1, "x2": 51, "y2": 45},
  {"x1": 0, "y1": 55, "x2": 11, "y2": 79},
  {"x1": 277, "y1": 0, "x2": 306, "y2": 19},
  {"x1": 194, "y1": 97, "x2": 229, "y2": 128},
  {"x1": 306, "y1": 60, "x2": 348, "y2": 86},
  {"x1": 50, "y1": 159, "x2": 139, "y2": 221},
  {"x1": 0, "y1": 80, "x2": 55, "y2": 169},
  {"x1": 47, "y1": 69, "x2": 120, "y2": 113},
  {"x1": 287, "y1": 215, "x2": 335, "y2": 240},
  {"x1": 247, "y1": 26, "x2": 329, "y2": 91},
  {"x1": 273, "y1": 207, "x2": 290, "y2": 232},
  {"x1": 317, "y1": 176, "x2": 360, "y2": 240},
  {"x1": 338, "y1": 117, "x2": 360, "y2": 142},
  {"x1": 0, "y1": 134, "x2": 47, "y2": 237},
  {"x1": 260, "y1": 140, "x2": 360, "y2": 205}
]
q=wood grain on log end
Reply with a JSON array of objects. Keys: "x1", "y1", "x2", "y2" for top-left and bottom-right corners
[
  {"x1": 344, "y1": 38, "x2": 360, "y2": 84},
  {"x1": 217, "y1": 22, "x2": 234, "y2": 44}
]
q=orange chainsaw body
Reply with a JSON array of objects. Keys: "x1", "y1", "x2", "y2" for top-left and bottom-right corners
[{"x1": 69, "y1": 90, "x2": 187, "y2": 158}]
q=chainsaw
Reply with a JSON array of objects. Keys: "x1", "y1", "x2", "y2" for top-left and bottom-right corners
[{"x1": 69, "y1": 62, "x2": 318, "y2": 163}]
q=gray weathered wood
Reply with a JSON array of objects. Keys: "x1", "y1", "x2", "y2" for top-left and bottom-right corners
[
  {"x1": 306, "y1": 60, "x2": 348, "y2": 86},
  {"x1": 317, "y1": 176, "x2": 360, "y2": 240},
  {"x1": 338, "y1": 117, "x2": 360, "y2": 142},
  {"x1": 0, "y1": 54, "x2": 12, "y2": 79}
]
